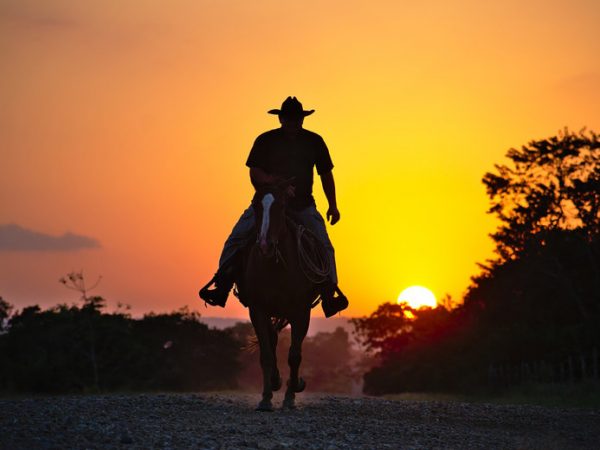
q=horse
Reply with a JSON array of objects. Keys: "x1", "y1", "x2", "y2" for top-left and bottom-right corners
[{"x1": 235, "y1": 183, "x2": 323, "y2": 411}]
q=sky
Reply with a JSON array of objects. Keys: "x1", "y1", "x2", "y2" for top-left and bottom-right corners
[{"x1": 1, "y1": 0, "x2": 599, "y2": 319}]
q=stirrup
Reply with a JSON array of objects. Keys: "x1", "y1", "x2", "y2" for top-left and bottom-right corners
[
  {"x1": 198, "y1": 275, "x2": 227, "y2": 307},
  {"x1": 321, "y1": 286, "x2": 348, "y2": 318}
]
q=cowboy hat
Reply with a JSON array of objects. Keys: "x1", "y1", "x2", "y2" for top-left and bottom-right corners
[{"x1": 268, "y1": 96, "x2": 315, "y2": 118}]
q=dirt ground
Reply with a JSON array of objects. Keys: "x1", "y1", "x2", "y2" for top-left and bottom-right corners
[{"x1": 1, "y1": 392, "x2": 598, "y2": 449}]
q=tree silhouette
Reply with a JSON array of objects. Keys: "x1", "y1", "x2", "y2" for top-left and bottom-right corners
[
  {"x1": 476, "y1": 129, "x2": 600, "y2": 351},
  {"x1": 302, "y1": 327, "x2": 355, "y2": 393},
  {"x1": 59, "y1": 271, "x2": 105, "y2": 390},
  {"x1": 0, "y1": 297, "x2": 12, "y2": 333},
  {"x1": 352, "y1": 303, "x2": 474, "y2": 394},
  {"x1": 483, "y1": 128, "x2": 600, "y2": 262},
  {"x1": 351, "y1": 302, "x2": 415, "y2": 357}
]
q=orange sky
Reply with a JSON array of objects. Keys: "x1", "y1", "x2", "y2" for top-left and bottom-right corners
[{"x1": 1, "y1": 0, "x2": 599, "y2": 318}]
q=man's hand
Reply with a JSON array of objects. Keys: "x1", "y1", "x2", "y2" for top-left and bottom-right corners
[
  {"x1": 320, "y1": 171, "x2": 339, "y2": 225},
  {"x1": 327, "y1": 206, "x2": 340, "y2": 225}
]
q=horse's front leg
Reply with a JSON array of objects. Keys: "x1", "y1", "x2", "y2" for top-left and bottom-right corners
[
  {"x1": 283, "y1": 308, "x2": 310, "y2": 409},
  {"x1": 268, "y1": 321, "x2": 282, "y2": 392},
  {"x1": 250, "y1": 307, "x2": 276, "y2": 411}
]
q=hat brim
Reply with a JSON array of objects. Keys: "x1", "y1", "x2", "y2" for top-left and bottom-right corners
[{"x1": 268, "y1": 109, "x2": 315, "y2": 117}]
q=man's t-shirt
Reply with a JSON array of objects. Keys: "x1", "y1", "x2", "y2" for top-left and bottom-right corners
[{"x1": 246, "y1": 128, "x2": 334, "y2": 210}]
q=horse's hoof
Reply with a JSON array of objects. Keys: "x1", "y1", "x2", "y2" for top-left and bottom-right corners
[
  {"x1": 272, "y1": 373, "x2": 282, "y2": 392},
  {"x1": 282, "y1": 397, "x2": 296, "y2": 410},
  {"x1": 255, "y1": 400, "x2": 274, "y2": 412},
  {"x1": 287, "y1": 377, "x2": 306, "y2": 393}
]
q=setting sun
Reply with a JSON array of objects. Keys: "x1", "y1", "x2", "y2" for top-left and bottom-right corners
[{"x1": 398, "y1": 286, "x2": 437, "y2": 309}]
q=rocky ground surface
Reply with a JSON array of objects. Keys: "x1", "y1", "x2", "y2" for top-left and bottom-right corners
[{"x1": 1, "y1": 392, "x2": 599, "y2": 449}]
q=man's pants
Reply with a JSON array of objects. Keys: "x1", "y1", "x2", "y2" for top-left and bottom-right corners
[{"x1": 218, "y1": 204, "x2": 338, "y2": 285}]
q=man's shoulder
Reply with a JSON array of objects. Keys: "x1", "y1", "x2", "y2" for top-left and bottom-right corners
[
  {"x1": 300, "y1": 128, "x2": 324, "y2": 141},
  {"x1": 301, "y1": 129, "x2": 328, "y2": 151},
  {"x1": 255, "y1": 128, "x2": 282, "y2": 141}
]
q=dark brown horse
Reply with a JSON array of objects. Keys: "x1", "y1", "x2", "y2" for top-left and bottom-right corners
[{"x1": 236, "y1": 184, "x2": 321, "y2": 411}]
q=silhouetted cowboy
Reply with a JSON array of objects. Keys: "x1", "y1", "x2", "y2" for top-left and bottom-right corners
[{"x1": 199, "y1": 96, "x2": 348, "y2": 317}]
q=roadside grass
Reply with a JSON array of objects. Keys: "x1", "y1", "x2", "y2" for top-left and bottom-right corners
[{"x1": 383, "y1": 381, "x2": 600, "y2": 409}]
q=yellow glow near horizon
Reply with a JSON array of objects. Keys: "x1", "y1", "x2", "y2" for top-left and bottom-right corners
[{"x1": 398, "y1": 286, "x2": 437, "y2": 309}]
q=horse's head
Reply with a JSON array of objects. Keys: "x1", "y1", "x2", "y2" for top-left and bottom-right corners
[{"x1": 252, "y1": 181, "x2": 291, "y2": 256}]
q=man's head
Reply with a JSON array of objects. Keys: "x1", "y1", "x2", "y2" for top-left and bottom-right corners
[
  {"x1": 279, "y1": 115, "x2": 304, "y2": 133},
  {"x1": 268, "y1": 96, "x2": 314, "y2": 133}
]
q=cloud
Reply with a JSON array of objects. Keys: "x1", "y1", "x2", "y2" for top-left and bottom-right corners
[{"x1": 0, "y1": 224, "x2": 100, "y2": 252}]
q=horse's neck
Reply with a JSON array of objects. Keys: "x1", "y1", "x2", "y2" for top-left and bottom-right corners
[{"x1": 278, "y1": 219, "x2": 299, "y2": 256}]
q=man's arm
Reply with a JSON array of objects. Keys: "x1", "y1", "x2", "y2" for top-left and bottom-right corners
[
  {"x1": 320, "y1": 170, "x2": 340, "y2": 225},
  {"x1": 249, "y1": 167, "x2": 276, "y2": 189}
]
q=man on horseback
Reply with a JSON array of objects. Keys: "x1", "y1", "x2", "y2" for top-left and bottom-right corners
[{"x1": 199, "y1": 96, "x2": 348, "y2": 317}]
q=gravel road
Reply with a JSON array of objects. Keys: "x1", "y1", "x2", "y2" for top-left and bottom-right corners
[{"x1": 1, "y1": 393, "x2": 598, "y2": 449}]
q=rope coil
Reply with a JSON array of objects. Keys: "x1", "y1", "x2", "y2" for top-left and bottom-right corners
[{"x1": 295, "y1": 224, "x2": 331, "y2": 284}]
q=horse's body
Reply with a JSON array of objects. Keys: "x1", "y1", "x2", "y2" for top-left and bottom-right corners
[{"x1": 236, "y1": 186, "x2": 320, "y2": 410}]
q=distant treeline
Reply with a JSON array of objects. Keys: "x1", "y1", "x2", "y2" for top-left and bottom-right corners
[
  {"x1": 0, "y1": 295, "x2": 363, "y2": 394},
  {"x1": 353, "y1": 129, "x2": 600, "y2": 394},
  {"x1": 0, "y1": 298, "x2": 239, "y2": 393}
]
